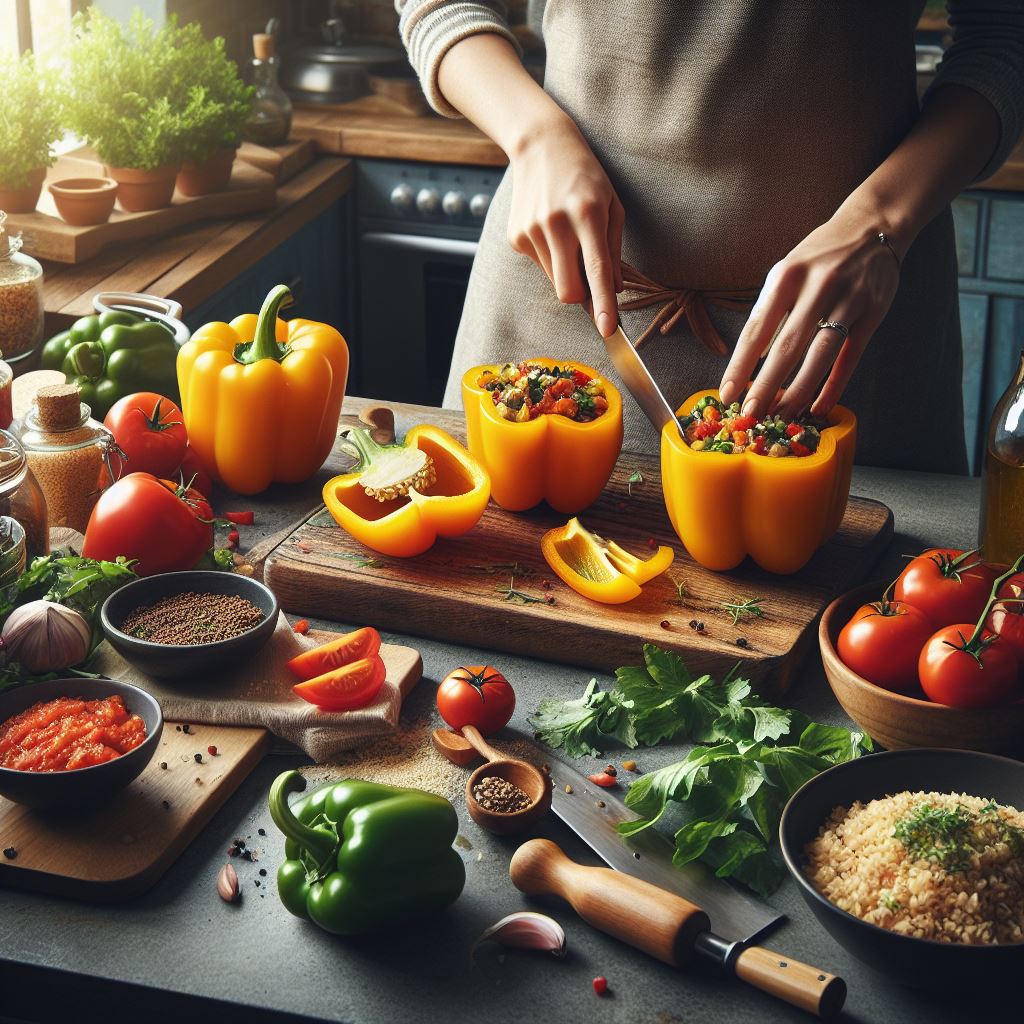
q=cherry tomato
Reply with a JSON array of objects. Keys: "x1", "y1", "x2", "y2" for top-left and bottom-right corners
[
  {"x1": 82, "y1": 472, "x2": 213, "y2": 576},
  {"x1": 918, "y1": 624, "x2": 1019, "y2": 708},
  {"x1": 286, "y1": 626, "x2": 382, "y2": 682},
  {"x1": 293, "y1": 655, "x2": 387, "y2": 711},
  {"x1": 436, "y1": 666, "x2": 515, "y2": 736},
  {"x1": 986, "y1": 572, "x2": 1024, "y2": 669},
  {"x1": 104, "y1": 393, "x2": 188, "y2": 479},
  {"x1": 837, "y1": 599, "x2": 935, "y2": 693},
  {"x1": 176, "y1": 445, "x2": 214, "y2": 499},
  {"x1": 894, "y1": 549, "x2": 1000, "y2": 628}
]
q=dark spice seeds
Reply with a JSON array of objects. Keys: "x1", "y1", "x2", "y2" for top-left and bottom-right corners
[
  {"x1": 471, "y1": 775, "x2": 533, "y2": 814},
  {"x1": 121, "y1": 592, "x2": 265, "y2": 645}
]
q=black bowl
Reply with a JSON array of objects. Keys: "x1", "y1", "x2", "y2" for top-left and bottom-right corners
[
  {"x1": 780, "y1": 749, "x2": 1024, "y2": 989},
  {"x1": 100, "y1": 570, "x2": 279, "y2": 680},
  {"x1": 0, "y1": 676, "x2": 162, "y2": 808}
]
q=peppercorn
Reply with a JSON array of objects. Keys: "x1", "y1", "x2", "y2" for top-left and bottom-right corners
[
  {"x1": 660, "y1": 619, "x2": 671, "y2": 629},
  {"x1": 688, "y1": 619, "x2": 698, "y2": 629},
  {"x1": 259, "y1": 868, "x2": 267, "y2": 877},
  {"x1": 604, "y1": 764, "x2": 617, "y2": 777},
  {"x1": 736, "y1": 637, "x2": 748, "y2": 648},
  {"x1": 647, "y1": 538, "x2": 656, "y2": 548},
  {"x1": 207, "y1": 745, "x2": 218, "y2": 757},
  {"x1": 194, "y1": 752, "x2": 203, "y2": 763},
  {"x1": 159, "y1": 761, "x2": 167, "y2": 770},
  {"x1": 592, "y1": 977, "x2": 608, "y2": 996},
  {"x1": 696, "y1": 621, "x2": 705, "y2": 632},
  {"x1": 3, "y1": 847, "x2": 17, "y2": 860},
  {"x1": 545, "y1": 594, "x2": 555, "y2": 604},
  {"x1": 161, "y1": 800, "x2": 170, "y2": 810},
  {"x1": 257, "y1": 828, "x2": 266, "y2": 836},
  {"x1": 182, "y1": 724, "x2": 192, "y2": 734},
  {"x1": 596, "y1": 800, "x2": 606, "y2": 808}
]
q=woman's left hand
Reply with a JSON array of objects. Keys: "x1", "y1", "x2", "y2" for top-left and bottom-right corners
[{"x1": 719, "y1": 208, "x2": 902, "y2": 420}]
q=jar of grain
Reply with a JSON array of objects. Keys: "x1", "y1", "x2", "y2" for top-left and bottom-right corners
[
  {"x1": 16, "y1": 384, "x2": 115, "y2": 534},
  {"x1": 0, "y1": 430, "x2": 48, "y2": 559},
  {"x1": 0, "y1": 211, "x2": 44, "y2": 368}
]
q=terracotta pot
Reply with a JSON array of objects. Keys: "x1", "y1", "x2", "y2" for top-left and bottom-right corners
[
  {"x1": 176, "y1": 147, "x2": 237, "y2": 197},
  {"x1": 105, "y1": 163, "x2": 180, "y2": 212},
  {"x1": 48, "y1": 177, "x2": 118, "y2": 226},
  {"x1": 0, "y1": 167, "x2": 46, "y2": 214}
]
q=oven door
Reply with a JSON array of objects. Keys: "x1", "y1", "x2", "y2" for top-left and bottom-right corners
[{"x1": 357, "y1": 231, "x2": 478, "y2": 406}]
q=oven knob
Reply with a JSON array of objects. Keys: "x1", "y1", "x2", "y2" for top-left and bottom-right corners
[
  {"x1": 469, "y1": 192, "x2": 491, "y2": 218},
  {"x1": 416, "y1": 187, "x2": 441, "y2": 214},
  {"x1": 390, "y1": 183, "x2": 414, "y2": 211},
  {"x1": 442, "y1": 190, "x2": 466, "y2": 217}
]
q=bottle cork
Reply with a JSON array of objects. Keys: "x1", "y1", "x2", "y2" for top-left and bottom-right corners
[
  {"x1": 253, "y1": 33, "x2": 275, "y2": 60},
  {"x1": 35, "y1": 384, "x2": 83, "y2": 432}
]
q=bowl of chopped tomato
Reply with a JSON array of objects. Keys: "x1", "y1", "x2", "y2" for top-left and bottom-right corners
[{"x1": 0, "y1": 676, "x2": 162, "y2": 808}]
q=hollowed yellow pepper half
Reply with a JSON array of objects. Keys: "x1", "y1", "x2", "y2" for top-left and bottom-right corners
[
  {"x1": 462, "y1": 359, "x2": 623, "y2": 514},
  {"x1": 661, "y1": 389, "x2": 856, "y2": 575},
  {"x1": 323, "y1": 425, "x2": 490, "y2": 558},
  {"x1": 541, "y1": 517, "x2": 674, "y2": 604},
  {"x1": 177, "y1": 284, "x2": 349, "y2": 495}
]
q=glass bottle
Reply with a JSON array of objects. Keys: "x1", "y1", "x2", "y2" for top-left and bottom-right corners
[
  {"x1": 979, "y1": 350, "x2": 1024, "y2": 564},
  {"x1": 16, "y1": 384, "x2": 116, "y2": 535},
  {"x1": 0, "y1": 429, "x2": 48, "y2": 560},
  {"x1": 244, "y1": 33, "x2": 293, "y2": 146},
  {"x1": 0, "y1": 211, "x2": 44, "y2": 367}
]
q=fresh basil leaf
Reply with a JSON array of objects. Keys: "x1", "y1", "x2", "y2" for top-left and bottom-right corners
[{"x1": 673, "y1": 817, "x2": 738, "y2": 863}]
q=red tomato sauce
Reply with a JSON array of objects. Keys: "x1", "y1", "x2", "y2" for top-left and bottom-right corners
[{"x1": 0, "y1": 695, "x2": 147, "y2": 772}]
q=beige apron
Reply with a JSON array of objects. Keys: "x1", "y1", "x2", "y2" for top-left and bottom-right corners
[{"x1": 444, "y1": 0, "x2": 966, "y2": 473}]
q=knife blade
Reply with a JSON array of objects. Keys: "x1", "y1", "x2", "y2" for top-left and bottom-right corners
[{"x1": 602, "y1": 322, "x2": 684, "y2": 437}]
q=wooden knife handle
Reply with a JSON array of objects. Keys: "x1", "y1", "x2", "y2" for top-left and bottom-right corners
[
  {"x1": 509, "y1": 838, "x2": 710, "y2": 966},
  {"x1": 734, "y1": 945, "x2": 847, "y2": 1020}
]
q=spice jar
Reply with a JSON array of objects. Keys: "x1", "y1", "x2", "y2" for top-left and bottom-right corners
[
  {"x1": 0, "y1": 430, "x2": 48, "y2": 559},
  {"x1": 0, "y1": 211, "x2": 44, "y2": 367},
  {"x1": 16, "y1": 384, "x2": 115, "y2": 535}
]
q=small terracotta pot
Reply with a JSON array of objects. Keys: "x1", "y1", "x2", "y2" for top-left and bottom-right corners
[
  {"x1": 48, "y1": 177, "x2": 119, "y2": 226},
  {"x1": 0, "y1": 167, "x2": 46, "y2": 214},
  {"x1": 105, "y1": 163, "x2": 180, "y2": 212},
  {"x1": 176, "y1": 147, "x2": 237, "y2": 197}
]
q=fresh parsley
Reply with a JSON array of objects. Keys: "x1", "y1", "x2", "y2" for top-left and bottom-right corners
[{"x1": 720, "y1": 597, "x2": 765, "y2": 626}]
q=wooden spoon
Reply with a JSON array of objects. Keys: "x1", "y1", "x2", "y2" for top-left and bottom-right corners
[{"x1": 431, "y1": 725, "x2": 552, "y2": 836}]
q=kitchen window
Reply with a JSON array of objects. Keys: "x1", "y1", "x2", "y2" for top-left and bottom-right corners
[{"x1": 3, "y1": 0, "x2": 74, "y2": 61}]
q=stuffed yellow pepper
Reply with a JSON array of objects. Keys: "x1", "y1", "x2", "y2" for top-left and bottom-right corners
[
  {"x1": 323, "y1": 424, "x2": 490, "y2": 558},
  {"x1": 662, "y1": 390, "x2": 856, "y2": 574},
  {"x1": 462, "y1": 359, "x2": 622, "y2": 514}
]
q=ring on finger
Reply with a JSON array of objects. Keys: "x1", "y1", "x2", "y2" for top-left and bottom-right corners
[{"x1": 816, "y1": 317, "x2": 850, "y2": 342}]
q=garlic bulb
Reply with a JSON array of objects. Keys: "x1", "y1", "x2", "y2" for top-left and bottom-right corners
[{"x1": 1, "y1": 600, "x2": 91, "y2": 673}]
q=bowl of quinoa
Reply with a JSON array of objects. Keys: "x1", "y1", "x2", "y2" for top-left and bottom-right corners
[{"x1": 780, "y1": 749, "x2": 1024, "y2": 988}]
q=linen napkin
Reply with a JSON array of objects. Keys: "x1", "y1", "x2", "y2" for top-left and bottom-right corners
[{"x1": 91, "y1": 613, "x2": 422, "y2": 763}]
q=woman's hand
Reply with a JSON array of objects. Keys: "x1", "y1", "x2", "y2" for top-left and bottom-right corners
[
  {"x1": 719, "y1": 208, "x2": 901, "y2": 420},
  {"x1": 507, "y1": 119, "x2": 625, "y2": 338}
]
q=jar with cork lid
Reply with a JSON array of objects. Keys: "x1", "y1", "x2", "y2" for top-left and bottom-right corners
[
  {"x1": 244, "y1": 32, "x2": 292, "y2": 146},
  {"x1": 0, "y1": 210, "x2": 44, "y2": 368},
  {"x1": 15, "y1": 384, "x2": 117, "y2": 535}
]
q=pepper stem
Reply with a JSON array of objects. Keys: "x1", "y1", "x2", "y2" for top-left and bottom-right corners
[
  {"x1": 340, "y1": 427, "x2": 435, "y2": 501},
  {"x1": 235, "y1": 285, "x2": 294, "y2": 365},
  {"x1": 268, "y1": 770, "x2": 338, "y2": 866}
]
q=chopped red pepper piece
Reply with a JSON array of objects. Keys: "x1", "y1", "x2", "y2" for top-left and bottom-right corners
[
  {"x1": 223, "y1": 511, "x2": 254, "y2": 525},
  {"x1": 588, "y1": 772, "x2": 618, "y2": 788},
  {"x1": 293, "y1": 619, "x2": 310, "y2": 635},
  {"x1": 790, "y1": 440, "x2": 811, "y2": 457},
  {"x1": 786, "y1": 423, "x2": 803, "y2": 437}
]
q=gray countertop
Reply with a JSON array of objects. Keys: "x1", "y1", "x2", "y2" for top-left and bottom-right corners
[{"x1": 0, "y1": 451, "x2": 998, "y2": 1024}]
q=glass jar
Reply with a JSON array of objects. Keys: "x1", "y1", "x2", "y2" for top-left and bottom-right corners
[
  {"x1": 979, "y1": 350, "x2": 1024, "y2": 564},
  {"x1": 0, "y1": 211, "x2": 44, "y2": 368},
  {"x1": 0, "y1": 430, "x2": 48, "y2": 559},
  {"x1": 15, "y1": 384, "x2": 115, "y2": 535},
  {"x1": 244, "y1": 33, "x2": 292, "y2": 146}
]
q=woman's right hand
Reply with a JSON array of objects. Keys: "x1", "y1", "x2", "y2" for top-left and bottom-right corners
[{"x1": 506, "y1": 119, "x2": 624, "y2": 338}]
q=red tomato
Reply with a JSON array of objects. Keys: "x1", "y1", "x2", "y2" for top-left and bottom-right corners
[
  {"x1": 986, "y1": 573, "x2": 1024, "y2": 668},
  {"x1": 837, "y1": 600, "x2": 935, "y2": 693},
  {"x1": 176, "y1": 445, "x2": 213, "y2": 499},
  {"x1": 286, "y1": 627, "x2": 382, "y2": 682},
  {"x1": 918, "y1": 625, "x2": 1019, "y2": 708},
  {"x1": 894, "y1": 549, "x2": 1000, "y2": 628},
  {"x1": 436, "y1": 666, "x2": 515, "y2": 735},
  {"x1": 82, "y1": 473, "x2": 213, "y2": 576},
  {"x1": 104, "y1": 393, "x2": 188, "y2": 480},
  {"x1": 293, "y1": 655, "x2": 387, "y2": 711}
]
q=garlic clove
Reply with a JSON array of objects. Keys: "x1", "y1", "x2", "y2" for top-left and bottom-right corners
[
  {"x1": 217, "y1": 862, "x2": 240, "y2": 904},
  {"x1": 474, "y1": 912, "x2": 566, "y2": 959}
]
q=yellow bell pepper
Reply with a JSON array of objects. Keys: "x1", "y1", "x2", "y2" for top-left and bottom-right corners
[
  {"x1": 462, "y1": 359, "x2": 623, "y2": 514},
  {"x1": 323, "y1": 424, "x2": 490, "y2": 558},
  {"x1": 661, "y1": 389, "x2": 857, "y2": 574},
  {"x1": 177, "y1": 284, "x2": 349, "y2": 495},
  {"x1": 541, "y1": 517, "x2": 675, "y2": 604}
]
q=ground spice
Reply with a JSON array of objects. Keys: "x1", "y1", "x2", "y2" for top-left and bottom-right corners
[
  {"x1": 472, "y1": 776, "x2": 533, "y2": 814},
  {"x1": 121, "y1": 592, "x2": 265, "y2": 645}
]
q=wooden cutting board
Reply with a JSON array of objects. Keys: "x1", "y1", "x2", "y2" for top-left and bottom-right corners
[
  {"x1": 237, "y1": 138, "x2": 317, "y2": 184},
  {"x1": 264, "y1": 403, "x2": 893, "y2": 697}
]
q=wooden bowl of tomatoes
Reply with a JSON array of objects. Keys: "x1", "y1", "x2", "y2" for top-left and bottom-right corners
[{"x1": 820, "y1": 550, "x2": 1024, "y2": 754}]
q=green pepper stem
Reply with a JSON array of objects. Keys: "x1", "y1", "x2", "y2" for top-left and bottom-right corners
[
  {"x1": 268, "y1": 770, "x2": 338, "y2": 865},
  {"x1": 966, "y1": 551, "x2": 1024, "y2": 650},
  {"x1": 237, "y1": 285, "x2": 293, "y2": 365},
  {"x1": 340, "y1": 427, "x2": 390, "y2": 471}
]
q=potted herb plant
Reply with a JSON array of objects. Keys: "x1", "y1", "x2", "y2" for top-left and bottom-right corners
[{"x1": 0, "y1": 51, "x2": 62, "y2": 214}]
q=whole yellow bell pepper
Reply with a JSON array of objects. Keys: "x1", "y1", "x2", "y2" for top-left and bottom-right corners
[
  {"x1": 177, "y1": 284, "x2": 349, "y2": 495},
  {"x1": 462, "y1": 359, "x2": 623, "y2": 514},
  {"x1": 541, "y1": 517, "x2": 674, "y2": 604},
  {"x1": 661, "y1": 390, "x2": 856, "y2": 574},
  {"x1": 323, "y1": 424, "x2": 490, "y2": 558}
]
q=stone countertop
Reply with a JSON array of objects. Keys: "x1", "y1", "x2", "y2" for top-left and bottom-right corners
[{"x1": 0, "y1": 425, "x2": 999, "y2": 1024}]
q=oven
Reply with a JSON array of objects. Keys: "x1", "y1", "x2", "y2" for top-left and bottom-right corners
[{"x1": 353, "y1": 159, "x2": 502, "y2": 406}]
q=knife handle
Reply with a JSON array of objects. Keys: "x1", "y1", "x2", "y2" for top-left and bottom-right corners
[
  {"x1": 509, "y1": 838, "x2": 710, "y2": 966},
  {"x1": 733, "y1": 946, "x2": 846, "y2": 1020}
]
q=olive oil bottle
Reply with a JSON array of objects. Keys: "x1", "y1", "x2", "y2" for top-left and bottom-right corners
[{"x1": 979, "y1": 350, "x2": 1024, "y2": 564}]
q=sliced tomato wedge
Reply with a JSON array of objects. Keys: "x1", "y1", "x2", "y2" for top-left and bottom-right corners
[
  {"x1": 286, "y1": 626, "x2": 382, "y2": 682},
  {"x1": 293, "y1": 655, "x2": 387, "y2": 711}
]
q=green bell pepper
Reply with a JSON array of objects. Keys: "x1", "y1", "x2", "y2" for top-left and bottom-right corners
[
  {"x1": 269, "y1": 770, "x2": 465, "y2": 936},
  {"x1": 40, "y1": 311, "x2": 180, "y2": 419}
]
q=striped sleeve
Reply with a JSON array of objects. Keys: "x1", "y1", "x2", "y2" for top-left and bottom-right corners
[
  {"x1": 396, "y1": 1, "x2": 521, "y2": 118},
  {"x1": 927, "y1": 1, "x2": 1024, "y2": 181}
]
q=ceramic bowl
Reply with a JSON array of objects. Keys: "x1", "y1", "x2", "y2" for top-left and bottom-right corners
[
  {"x1": 48, "y1": 177, "x2": 118, "y2": 226},
  {"x1": 819, "y1": 582, "x2": 1024, "y2": 755},
  {"x1": 0, "y1": 676, "x2": 162, "y2": 808},
  {"x1": 100, "y1": 570, "x2": 279, "y2": 680},
  {"x1": 780, "y1": 748, "x2": 1024, "y2": 989}
]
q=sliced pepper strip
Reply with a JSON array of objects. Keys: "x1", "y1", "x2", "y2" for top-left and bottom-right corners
[
  {"x1": 541, "y1": 517, "x2": 674, "y2": 604},
  {"x1": 323, "y1": 424, "x2": 490, "y2": 558}
]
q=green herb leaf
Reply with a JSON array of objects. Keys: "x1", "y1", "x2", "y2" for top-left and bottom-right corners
[
  {"x1": 627, "y1": 469, "x2": 643, "y2": 496},
  {"x1": 531, "y1": 680, "x2": 635, "y2": 759}
]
